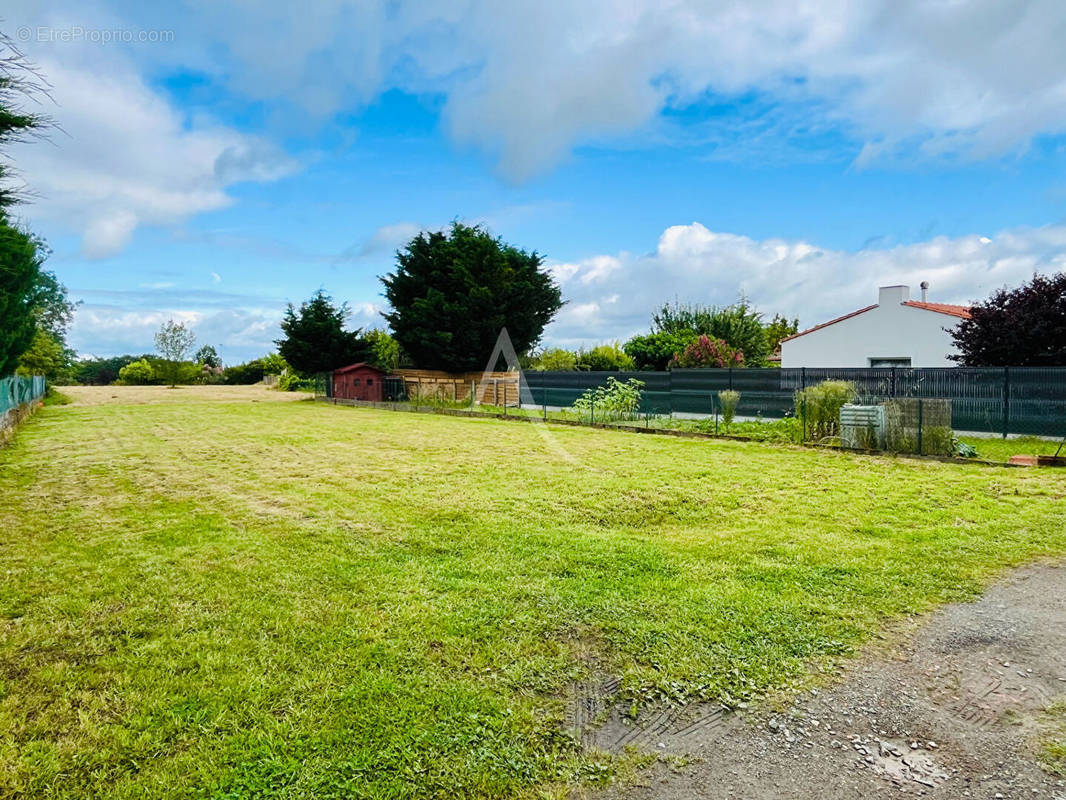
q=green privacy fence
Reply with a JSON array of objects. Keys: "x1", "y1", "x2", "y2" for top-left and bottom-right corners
[
  {"x1": 1, "y1": 375, "x2": 46, "y2": 415},
  {"x1": 522, "y1": 367, "x2": 1066, "y2": 438}
]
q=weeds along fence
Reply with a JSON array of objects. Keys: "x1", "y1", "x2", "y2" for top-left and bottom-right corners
[
  {"x1": 0, "y1": 375, "x2": 46, "y2": 437},
  {"x1": 522, "y1": 367, "x2": 1066, "y2": 438}
]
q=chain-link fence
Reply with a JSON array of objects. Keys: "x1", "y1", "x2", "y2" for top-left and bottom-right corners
[{"x1": 1, "y1": 375, "x2": 46, "y2": 415}]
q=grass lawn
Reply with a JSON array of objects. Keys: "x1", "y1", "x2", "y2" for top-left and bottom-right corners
[
  {"x1": 2, "y1": 387, "x2": 1065, "y2": 798},
  {"x1": 957, "y1": 434, "x2": 1065, "y2": 463}
]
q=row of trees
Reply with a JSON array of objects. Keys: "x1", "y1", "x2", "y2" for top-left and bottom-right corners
[
  {"x1": 0, "y1": 37, "x2": 77, "y2": 385},
  {"x1": 521, "y1": 303, "x2": 798, "y2": 372},
  {"x1": 261, "y1": 222, "x2": 561, "y2": 379},
  {"x1": 274, "y1": 225, "x2": 800, "y2": 377}
]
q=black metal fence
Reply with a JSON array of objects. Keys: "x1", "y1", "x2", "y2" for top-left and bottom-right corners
[{"x1": 522, "y1": 367, "x2": 1066, "y2": 438}]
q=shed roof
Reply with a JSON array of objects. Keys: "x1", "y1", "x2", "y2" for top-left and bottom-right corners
[{"x1": 332, "y1": 362, "x2": 386, "y2": 374}]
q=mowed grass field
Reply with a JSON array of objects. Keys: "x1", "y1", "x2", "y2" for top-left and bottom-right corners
[{"x1": 2, "y1": 387, "x2": 1065, "y2": 799}]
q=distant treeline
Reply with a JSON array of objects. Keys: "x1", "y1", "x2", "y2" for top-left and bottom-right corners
[{"x1": 71, "y1": 354, "x2": 292, "y2": 386}]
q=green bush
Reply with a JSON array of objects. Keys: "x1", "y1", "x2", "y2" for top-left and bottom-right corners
[
  {"x1": 278, "y1": 373, "x2": 319, "y2": 392},
  {"x1": 223, "y1": 354, "x2": 289, "y2": 385},
  {"x1": 795, "y1": 380, "x2": 856, "y2": 441},
  {"x1": 571, "y1": 376, "x2": 644, "y2": 422},
  {"x1": 718, "y1": 390, "x2": 740, "y2": 429},
  {"x1": 117, "y1": 359, "x2": 155, "y2": 385},
  {"x1": 145, "y1": 358, "x2": 201, "y2": 386},
  {"x1": 622, "y1": 331, "x2": 697, "y2": 371},
  {"x1": 574, "y1": 343, "x2": 635, "y2": 372},
  {"x1": 527, "y1": 347, "x2": 578, "y2": 371}
]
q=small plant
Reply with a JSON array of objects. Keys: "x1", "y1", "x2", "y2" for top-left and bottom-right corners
[
  {"x1": 921, "y1": 425, "x2": 956, "y2": 457},
  {"x1": 571, "y1": 377, "x2": 644, "y2": 422},
  {"x1": 718, "y1": 390, "x2": 740, "y2": 430}
]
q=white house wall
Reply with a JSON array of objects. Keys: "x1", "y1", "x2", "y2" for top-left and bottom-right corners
[{"x1": 780, "y1": 304, "x2": 964, "y2": 368}]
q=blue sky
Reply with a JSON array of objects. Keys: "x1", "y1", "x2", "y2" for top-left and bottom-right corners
[{"x1": 6, "y1": 0, "x2": 1066, "y2": 362}]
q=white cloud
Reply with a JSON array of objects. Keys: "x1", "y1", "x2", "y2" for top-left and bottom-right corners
[
  {"x1": 7, "y1": 45, "x2": 296, "y2": 257},
  {"x1": 350, "y1": 222, "x2": 424, "y2": 259},
  {"x1": 11, "y1": 0, "x2": 1066, "y2": 198},
  {"x1": 543, "y1": 221, "x2": 1066, "y2": 347},
  {"x1": 136, "y1": 0, "x2": 1066, "y2": 178},
  {"x1": 69, "y1": 304, "x2": 283, "y2": 363}
]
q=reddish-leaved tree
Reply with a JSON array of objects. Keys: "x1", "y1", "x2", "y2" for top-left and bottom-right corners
[
  {"x1": 949, "y1": 273, "x2": 1066, "y2": 366},
  {"x1": 669, "y1": 335, "x2": 744, "y2": 368}
]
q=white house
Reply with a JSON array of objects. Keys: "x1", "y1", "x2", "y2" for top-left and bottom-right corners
[{"x1": 780, "y1": 284, "x2": 972, "y2": 368}]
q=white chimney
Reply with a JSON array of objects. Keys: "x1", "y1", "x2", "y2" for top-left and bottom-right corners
[
  {"x1": 878, "y1": 285, "x2": 910, "y2": 306},
  {"x1": 920, "y1": 281, "x2": 929, "y2": 302}
]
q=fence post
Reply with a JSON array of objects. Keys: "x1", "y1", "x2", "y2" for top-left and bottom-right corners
[
  {"x1": 668, "y1": 368, "x2": 674, "y2": 417},
  {"x1": 470, "y1": 381, "x2": 475, "y2": 408},
  {"x1": 728, "y1": 367, "x2": 734, "y2": 391},
  {"x1": 801, "y1": 366, "x2": 806, "y2": 392},
  {"x1": 1002, "y1": 366, "x2": 1010, "y2": 439},
  {"x1": 590, "y1": 398, "x2": 595, "y2": 425},
  {"x1": 917, "y1": 398, "x2": 924, "y2": 455},
  {"x1": 543, "y1": 388, "x2": 547, "y2": 420}
]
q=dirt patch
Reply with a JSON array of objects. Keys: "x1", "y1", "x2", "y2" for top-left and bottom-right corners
[
  {"x1": 56, "y1": 385, "x2": 310, "y2": 406},
  {"x1": 583, "y1": 563, "x2": 1066, "y2": 799}
]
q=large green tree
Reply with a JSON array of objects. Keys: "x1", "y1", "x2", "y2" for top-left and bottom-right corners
[
  {"x1": 381, "y1": 223, "x2": 563, "y2": 372},
  {"x1": 0, "y1": 219, "x2": 45, "y2": 375},
  {"x1": 1, "y1": 34, "x2": 73, "y2": 378},
  {"x1": 277, "y1": 290, "x2": 369, "y2": 374},
  {"x1": 16, "y1": 330, "x2": 71, "y2": 383}
]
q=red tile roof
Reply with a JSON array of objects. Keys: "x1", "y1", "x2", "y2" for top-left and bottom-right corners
[{"x1": 902, "y1": 301, "x2": 972, "y2": 319}]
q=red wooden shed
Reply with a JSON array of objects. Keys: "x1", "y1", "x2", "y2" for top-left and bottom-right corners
[{"x1": 331, "y1": 362, "x2": 386, "y2": 402}]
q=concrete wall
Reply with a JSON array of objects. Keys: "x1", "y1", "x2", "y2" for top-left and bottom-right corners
[{"x1": 781, "y1": 286, "x2": 965, "y2": 368}]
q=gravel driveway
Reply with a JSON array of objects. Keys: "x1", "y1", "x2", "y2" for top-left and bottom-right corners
[{"x1": 583, "y1": 563, "x2": 1066, "y2": 800}]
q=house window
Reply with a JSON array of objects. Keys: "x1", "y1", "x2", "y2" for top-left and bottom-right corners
[
  {"x1": 366, "y1": 378, "x2": 373, "y2": 385},
  {"x1": 352, "y1": 378, "x2": 361, "y2": 386},
  {"x1": 869, "y1": 357, "x2": 911, "y2": 368}
]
